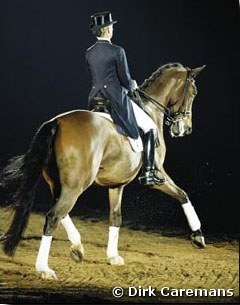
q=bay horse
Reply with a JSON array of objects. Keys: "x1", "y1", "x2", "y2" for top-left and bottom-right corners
[{"x1": 0, "y1": 63, "x2": 206, "y2": 280}]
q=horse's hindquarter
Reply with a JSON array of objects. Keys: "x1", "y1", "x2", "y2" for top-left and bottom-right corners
[
  {"x1": 54, "y1": 111, "x2": 141, "y2": 188},
  {"x1": 55, "y1": 111, "x2": 109, "y2": 188}
]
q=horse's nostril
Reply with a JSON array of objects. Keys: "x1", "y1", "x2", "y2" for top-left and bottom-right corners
[{"x1": 188, "y1": 128, "x2": 192, "y2": 134}]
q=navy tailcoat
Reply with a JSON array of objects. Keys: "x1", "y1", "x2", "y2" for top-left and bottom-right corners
[{"x1": 86, "y1": 40, "x2": 139, "y2": 139}]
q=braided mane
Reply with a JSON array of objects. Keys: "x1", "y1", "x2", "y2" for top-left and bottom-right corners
[{"x1": 139, "y1": 62, "x2": 184, "y2": 90}]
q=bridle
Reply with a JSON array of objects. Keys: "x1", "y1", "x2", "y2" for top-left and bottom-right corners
[{"x1": 137, "y1": 69, "x2": 193, "y2": 126}]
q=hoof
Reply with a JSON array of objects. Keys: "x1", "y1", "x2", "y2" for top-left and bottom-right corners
[
  {"x1": 40, "y1": 268, "x2": 58, "y2": 280},
  {"x1": 70, "y1": 244, "x2": 84, "y2": 263},
  {"x1": 109, "y1": 255, "x2": 125, "y2": 266},
  {"x1": 190, "y1": 230, "x2": 206, "y2": 248}
]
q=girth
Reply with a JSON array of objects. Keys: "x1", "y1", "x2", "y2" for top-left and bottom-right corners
[{"x1": 89, "y1": 97, "x2": 111, "y2": 114}]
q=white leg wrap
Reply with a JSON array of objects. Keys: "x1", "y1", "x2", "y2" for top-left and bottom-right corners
[
  {"x1": 182, "y1": 201, "x2": 201, "y2": 231},
  {"x1": 35, "y1": 235, "x2": 52, "y2": 272},
  {"x1": 107, "y1": 226, "x2": 119, "y2": 258},
  {"x1": 60, "y1": 214, "x2": 81, "y2": 245}
]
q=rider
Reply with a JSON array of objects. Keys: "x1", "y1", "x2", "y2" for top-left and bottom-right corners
[{"x1": 86, "y1": 11, "x2": 165, "y2": 186}]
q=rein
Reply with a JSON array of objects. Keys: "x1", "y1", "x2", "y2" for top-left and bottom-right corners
[{"x1": 136, "y1": 89, "x2": 175, "y2": 123}]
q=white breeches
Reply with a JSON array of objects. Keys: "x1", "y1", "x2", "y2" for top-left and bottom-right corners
[{"x1": 130, "y1": 100, "x2": 156, "y2": 133}]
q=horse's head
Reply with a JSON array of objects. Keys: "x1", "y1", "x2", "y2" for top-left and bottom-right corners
[
  {"x1": 139, "y1": 63, "x2": 206, "y2": 137},
  {"x1": 168, "y1": 65, "x2": 206, "y2": 137}
]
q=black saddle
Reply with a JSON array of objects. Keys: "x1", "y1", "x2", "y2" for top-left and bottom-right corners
[{"x1": 89, "y1": 97, "x2": 111, "y2": 114}]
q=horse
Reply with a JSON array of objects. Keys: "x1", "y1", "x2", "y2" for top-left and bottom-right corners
[{"x1": 0, "y1": 62, "x2": 206, "y2": 280}]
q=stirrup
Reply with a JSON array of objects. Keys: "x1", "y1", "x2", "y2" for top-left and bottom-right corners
[{"x1": 138, "y1": 170, "x2": 165, "y2": 186}]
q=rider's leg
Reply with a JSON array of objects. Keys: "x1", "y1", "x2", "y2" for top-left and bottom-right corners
[
  {"x1": 130, "y1": 100, "x2": 165, "y2": 186},
  {"x1": 130, "y1": 99, "x2": 156, "y2": 133}
]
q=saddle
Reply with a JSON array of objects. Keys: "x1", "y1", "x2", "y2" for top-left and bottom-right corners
[{"x1": 89, "y1": 97, "x2": 111, "y2": 114}]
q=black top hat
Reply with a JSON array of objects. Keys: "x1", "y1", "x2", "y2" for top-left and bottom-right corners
[{"x1": 89, "y1": 11, "x2": 117, "y2": 31}]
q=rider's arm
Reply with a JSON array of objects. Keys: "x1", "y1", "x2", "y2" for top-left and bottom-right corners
[{"x1": 115, "y1": 47, "x2": 137, "y2": 92}]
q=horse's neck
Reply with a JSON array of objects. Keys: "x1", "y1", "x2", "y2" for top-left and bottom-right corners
[
  {"x1": 144, "y1": 102, "x2": 164, "y2": 133},
  {"x1": 145, "y1": 76, "x2": 176, "y2": 104},
  {"x1": 143, "y1": 77, "x2": 176, "y2": 133}
]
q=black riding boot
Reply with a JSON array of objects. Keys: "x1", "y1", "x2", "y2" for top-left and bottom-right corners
[{"x1": 138, "y1": 129, "x2": 165, "y2": 186}]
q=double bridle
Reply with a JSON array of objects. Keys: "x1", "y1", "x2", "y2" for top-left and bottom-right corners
[{"x1": 137, "y1": 69, "x2": 193, "y2": 126}]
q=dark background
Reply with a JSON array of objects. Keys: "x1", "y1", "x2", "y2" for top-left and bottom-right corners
[{"x1": 0, "y1": 0, "x2": 239, "y2": 236}]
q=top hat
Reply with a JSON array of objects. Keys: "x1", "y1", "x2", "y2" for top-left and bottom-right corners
[{"x1": 89, "y1": 11, "x2": 117, "y2": 31}]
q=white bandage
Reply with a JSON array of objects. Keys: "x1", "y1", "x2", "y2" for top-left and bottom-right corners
[
  {"x1": 60, "y1": 214, "x2": 81, "y2": 245},
  {"x1": 35, "y1": 235, "x2": 52, "y2": 271},
  {"x1": 182, "y1": 201, "x2": 201, "y2": 231},
  {"x1": 107, "y1": 226, "x2": 120, "y2": 258}
]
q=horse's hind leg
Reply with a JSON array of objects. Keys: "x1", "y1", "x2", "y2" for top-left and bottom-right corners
[
  {"x1": 42, "y1": 170, "x2": 83, "y2": 264},
  {"x1": 60, "y1": 214, "x2": 84, "y2": 263},
  {"x1": 107, "y1": 186, "x2": 125, "y2": 265},
  {"x1": 153, "y1": 168, "x2": 206, "y2": 248},
  {"x1": 35, "y1": 186, "x2": 83, "y2": 279}
]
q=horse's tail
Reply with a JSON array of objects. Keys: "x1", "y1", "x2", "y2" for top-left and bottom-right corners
[{"x1": 0, "y1": 119, "x2": 58, "y2": 256}]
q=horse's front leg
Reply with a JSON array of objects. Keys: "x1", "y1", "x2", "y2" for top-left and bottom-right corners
[
  {"x1": 153, "y1": 168, "x2": 206, "y2": 248},
  {"x1": 107, "y1": 186, "x2": 125, "y2": 265}
]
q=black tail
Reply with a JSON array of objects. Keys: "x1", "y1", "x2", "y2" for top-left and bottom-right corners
[{"x1": 0, "y1": 119, "x2": 58, "y2": 256}]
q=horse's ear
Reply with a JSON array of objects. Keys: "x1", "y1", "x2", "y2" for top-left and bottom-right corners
[{"x1": 190, "y1": 65, "x2": 206, "y2": 78}]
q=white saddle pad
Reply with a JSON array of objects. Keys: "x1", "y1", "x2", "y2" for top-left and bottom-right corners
[{"x1": 94, "y1": 112, "x2": 143, "y2": 153}]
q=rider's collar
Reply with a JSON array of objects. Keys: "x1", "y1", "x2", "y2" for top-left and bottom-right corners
[{"x1": 96, "y1": 37, "x2": 111, "y2": 43}]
